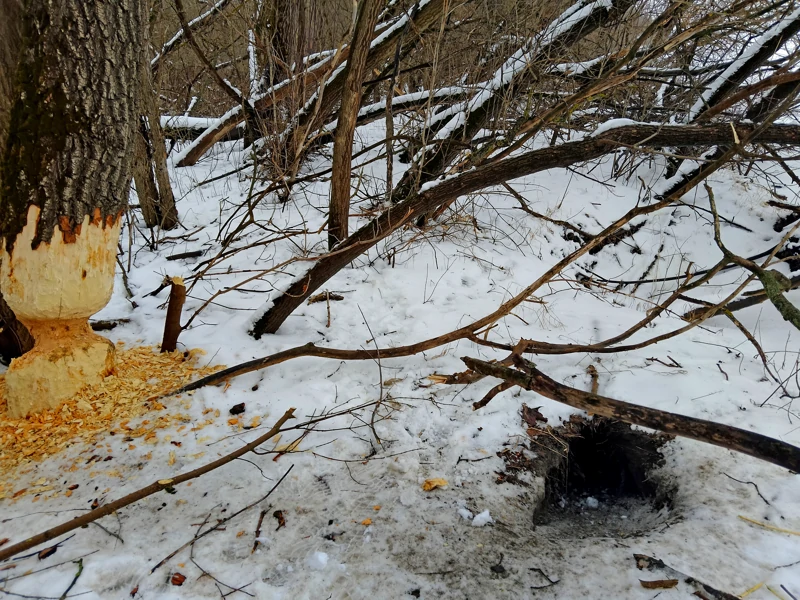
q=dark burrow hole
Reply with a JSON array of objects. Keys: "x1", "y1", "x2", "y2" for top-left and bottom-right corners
[{"x1": 529, "y1": 417, "x2": 676, "y2": 536}]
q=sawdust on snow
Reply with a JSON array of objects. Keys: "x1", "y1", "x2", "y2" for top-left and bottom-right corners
[{"x1": 0, "y1": 343, "x2": 223, "y2": 496}]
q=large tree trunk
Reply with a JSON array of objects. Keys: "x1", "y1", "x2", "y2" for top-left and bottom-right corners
[
  {"x1": 0, "y1": 0, "x2": 23, "y2": 154},
  {"x1": 329, "y1": 0, "x2": 383, "y2": 249},
  {"x1": 250, "y1": 0, "x2": 312, "y2": 169},
  {"x1": 0, "y1": 0, "x2": 146, "y2": 417}
]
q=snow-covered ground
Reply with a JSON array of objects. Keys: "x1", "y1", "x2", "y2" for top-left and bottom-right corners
[{"x1": 2, "y1": 122, "x2": 800, "y2": 599}]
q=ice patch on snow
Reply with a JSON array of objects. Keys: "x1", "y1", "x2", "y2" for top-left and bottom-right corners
[{"x1": 471, "y1": 510, "x2": 493, "y2": 527}]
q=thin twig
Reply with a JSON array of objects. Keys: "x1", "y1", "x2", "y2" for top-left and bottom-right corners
[
  {"x1": 151, "y1": 466, "x2": 293, "y2": 573},
  {"x1": 0, "y1": 411, "x2": 296, "y2": 562},
  {"x1": 58, "y1": 559, "x2": 83, "y2": 600}
]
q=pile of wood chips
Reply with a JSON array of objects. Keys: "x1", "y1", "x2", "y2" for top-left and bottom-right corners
[{"x1": 0, "y1": 344, "x2": 222, "y2": 485}]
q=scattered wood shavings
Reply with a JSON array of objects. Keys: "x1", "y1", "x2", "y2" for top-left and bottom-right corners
[{"x1": 0, "y1": 345, "x2": 222, "y2": 487}]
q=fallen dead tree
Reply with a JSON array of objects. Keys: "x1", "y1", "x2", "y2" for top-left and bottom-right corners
[
  {"x1": 462, "y1": 356, "x2": 800, "y2": 472},
  {"x1": 175, "y1": 0, "x2": 450, "y2": 167},
  {"x1": 251, "y1": 121, "x2": 800, "y2": 336}
]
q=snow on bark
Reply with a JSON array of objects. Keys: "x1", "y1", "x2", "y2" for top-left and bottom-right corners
[
  {"x1": 407, "y1": 0, "x2": 628, "y2": 186},
  {"x1": 687, "y1": 5, "x2": 800, "y2": 122}
]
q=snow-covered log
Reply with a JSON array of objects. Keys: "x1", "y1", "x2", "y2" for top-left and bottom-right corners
[{"x1": 396, "y1": 0, "x2": 634, "y2": 200}]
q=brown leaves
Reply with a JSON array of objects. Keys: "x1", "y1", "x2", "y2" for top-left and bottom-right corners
[
  {"x1": 521, "y1": 404, "x2": 546, "y2": 427},
  {"x1": 273, "y1": 510, "x2": 286, "y2": 531}
]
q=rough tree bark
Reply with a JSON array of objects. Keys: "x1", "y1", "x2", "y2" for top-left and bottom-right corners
[
  {"x1": 329, "y1": 0, "x2": 383, "y2": 249},
  {"x1": 0, "y1": 0, "x2": 33, "y2": 363},
  {"x1": 0, "y1": 0, "x2": 146, "y2": 417},
  {"x1": 259, "y1": 0, "x2": 308, "y2": 86},
  {"x1": 0, "y1": 0, "x2": 23, "y2": 153},
  {"x1": 248, "y1": 0, "x2": 312, "y2": 165},
  {"x1": 0, "y1": 289, "x2": 33, "y2": 363},
  {"x1": 133, "y1": 43, "x2": 179, "y2": 231}
]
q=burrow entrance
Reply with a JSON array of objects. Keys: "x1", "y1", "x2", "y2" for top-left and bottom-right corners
[{"x1": 513, "y1": 414, "x2": 677, "y2": 537}]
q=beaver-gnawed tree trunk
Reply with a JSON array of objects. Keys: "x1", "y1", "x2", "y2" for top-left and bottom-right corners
[{"x1": 0, "y1": 0, "x2": 146, "y2": 417}]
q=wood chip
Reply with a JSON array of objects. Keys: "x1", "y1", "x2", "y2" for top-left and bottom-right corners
[
  {"x1": 422, "y1": 478, "x2": 448, "y2": 492},
  {"x1": 0, "y1": 345, "x2": 222, "y2": 483},
  {"x1": 639, "y1": 579, "x2": 679, "y2": 589}
]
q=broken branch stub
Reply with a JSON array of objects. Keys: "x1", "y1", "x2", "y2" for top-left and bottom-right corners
[{"x1": 161, "y1": 277, "x2": 187, "y2": 353}]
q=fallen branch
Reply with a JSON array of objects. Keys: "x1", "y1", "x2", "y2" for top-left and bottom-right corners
[
  {"x1": 462, "y1": 356, "x2": 800, "y2": 472},
  {"x1": 0, "y1": 409, "x2": 296, "y2": 562},
  {"x1": 472, "y1": 381, "x2": 514, "y2": 411},
  {"x1": 176, "y1": 0, "x2": 446, "y2": 167},
  {"x1": 173, "y1": 0, "x2": 244, "y2": 106},
  {"x1": 150, "y1": 0, "x2": 236, "y2": 76},
  {"x1": 252, "y1": 122, "x2": 800, "y2": 336},
  {"x1": 682, "y1": 274, "x2": 800, "y2": 320},
  {"x1": 166, "y1": 250, "x2": 204, "y2": 261},
  {"x1": 706, "y1": 184, "x2": 800, "y2": 331}
]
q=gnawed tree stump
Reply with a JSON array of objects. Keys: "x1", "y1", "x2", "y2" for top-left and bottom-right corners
[
  {"x1": 0, "y1": 0, "x2": 146, "y2": 417},
  {"x1": 0, "y1": 207, "x2": 122, "y2": 418}
]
